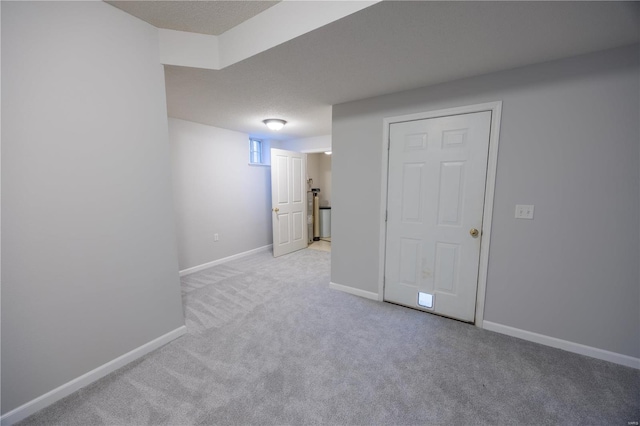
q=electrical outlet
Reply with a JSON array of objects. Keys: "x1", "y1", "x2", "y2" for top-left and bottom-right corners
[
  {"x1": 214, "y1": 233, "x2": 219, "y2": 241},
  {"x1": 515, "y1": 204, "x2": 534, "y2": 219}
]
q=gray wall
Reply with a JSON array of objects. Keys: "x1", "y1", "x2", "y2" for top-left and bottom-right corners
[
  {"x1": 169, "y1": 118, "x2": 274, "y2": 270},
  {"x1": 332, "y1": 45, "x2": 640, "y2": 358},
  {"x1": 1, "y1": 2, "x2": 185, "y2": 413}
]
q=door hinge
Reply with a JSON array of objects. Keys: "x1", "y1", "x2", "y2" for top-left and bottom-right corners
[{"x1": 385, "y1": 210, "x2": 388, "y2": 222}]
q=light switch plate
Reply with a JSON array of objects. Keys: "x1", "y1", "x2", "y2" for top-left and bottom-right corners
[{"x1": 515, "y1": 204, "x2": 534, "y2": 219}]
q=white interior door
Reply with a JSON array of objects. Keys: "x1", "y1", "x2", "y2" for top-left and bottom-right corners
[
  {"x1": 384, "y1": 111, "x2": 491, "y2": 322},
  {"x1": 271, "y1": 148, "x2": 307, "y2": 257}
]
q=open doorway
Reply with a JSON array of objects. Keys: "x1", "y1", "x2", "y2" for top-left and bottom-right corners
[{"x1": 306, "y1": 152, "x2": 332, "y2": 252}]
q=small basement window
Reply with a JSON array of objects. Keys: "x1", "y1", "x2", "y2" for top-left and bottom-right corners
[{"x1": 249, "y1": 139, "x2": 263, "y2": 164}]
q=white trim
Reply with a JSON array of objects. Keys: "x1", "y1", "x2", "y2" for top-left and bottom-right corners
[
  {"x1": 0, "y1": 326, "x2": 187, "y2": 426},
  {"x1": 330, "y1": 282, "x2": 379, "y2": 301},
  {"x1": 483, "y1": 321, "x2": 640, "y2": 370},
  {"x1": 179, "y1": 245, "x2": 273, "y2": 277},
  {"x1": 379, "y1": 101, "x2": 503, "y2": 324}
]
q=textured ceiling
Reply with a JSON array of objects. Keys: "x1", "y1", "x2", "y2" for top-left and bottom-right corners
[
  {"x1": 106, "y1": 0, "x2": 279, "y2": 35},
  {"x1": 163, "y1": 1, "x2": 639, "y2": 141}
]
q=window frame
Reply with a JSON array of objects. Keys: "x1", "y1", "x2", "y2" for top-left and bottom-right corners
[{"x1": 249, "y1": 138, "x2": 263, "y2": 165}]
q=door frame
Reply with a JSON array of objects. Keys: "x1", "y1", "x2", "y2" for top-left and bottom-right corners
[{"x1": 378, "y1": 101, "x2": 503, "y2": 327}]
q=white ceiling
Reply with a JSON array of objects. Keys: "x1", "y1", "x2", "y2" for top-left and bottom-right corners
[
  {"x1": 106, "y1": 1, "x2": 280, "y2": 36},
  {"x1": 111, "y1": 1, "x2": 640, "y2": 141}
]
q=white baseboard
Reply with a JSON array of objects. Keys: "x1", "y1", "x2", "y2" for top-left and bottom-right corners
[
  {"x1": 179, "y1": 244, "x2": 273, "y2": 277},
  {"x1": 0, "y1": 326, "x2": 187, "y2": 426},
  {"x1": 482, "y1": 321, "x2": 640, "y2": 370},
  {"x1": 330, "y1": 281, "x2": 379, "y2": 301}
]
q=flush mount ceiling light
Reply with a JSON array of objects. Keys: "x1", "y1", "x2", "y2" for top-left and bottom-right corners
[{"x1": 263, "y1": 118, "x2": 287, "y2": 131}]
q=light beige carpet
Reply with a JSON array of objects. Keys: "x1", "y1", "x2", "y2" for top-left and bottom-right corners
[{"x1": 308, "y1": 240, "x2": 331, "y2": 252}]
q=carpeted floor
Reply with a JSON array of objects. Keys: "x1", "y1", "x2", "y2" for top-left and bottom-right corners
[
  {"x1": 308, "y1": 240, "x2": 331, "y2": 252},
  {"x1": 19, "y1": 248, "x2": 640, "y2": 425}
]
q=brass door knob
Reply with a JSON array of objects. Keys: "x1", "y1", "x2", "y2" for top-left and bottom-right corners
[
  {"x1": 272, "y1": 207, "x2": 279, "y2": 213},
  {"x1": 470, "y1": 228, "x2": 479, "y2": 238}
]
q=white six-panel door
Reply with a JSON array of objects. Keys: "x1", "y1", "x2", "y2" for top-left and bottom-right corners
[
  {"x1": 271, "y1": 148, "x2": 307, "y2": 257},
  {"x1": 384, "y1": 111, "x2": 491, "y2": 322}
]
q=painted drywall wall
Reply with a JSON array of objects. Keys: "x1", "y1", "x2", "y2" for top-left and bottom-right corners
[
  {"x1": 332, "y1": 45, "x2": 640, "y2": 358},
  {"x1": 169, "y1": 118, "x2": 274, "y2": 270},
  {"x1": 1, "y1": 2, "x2": 185, "y2": 414},
  {"x1": 307, "y1": 153, "x2": 332, "y2": 207},
  {"x1": 318, "y1": 153, "x2": 332, "y2": 208},
  {"x1": 280, "y1": 134, "x2": 332, "y2": 153},
  {"x1": 307, "y1": 153, "x2": 320, "y2": 191},
  {"x1": 260, "y1": 139, "x2": 280, "y2": 166}
]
